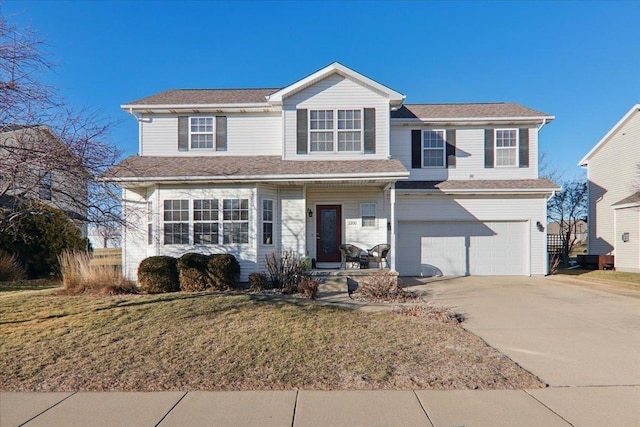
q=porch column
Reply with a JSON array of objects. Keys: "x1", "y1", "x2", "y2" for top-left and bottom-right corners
[{"x1": 390, "y1": 183, "x2": 396, "y2": 271}]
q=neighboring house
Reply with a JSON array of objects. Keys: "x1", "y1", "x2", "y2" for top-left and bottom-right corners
[
  {"x1": 0, "y1": 125, "x2": 88, "y2": 231},
  {"x1": 103, "y1": 63, "x2": 558, "y2": 281},
  {"x1": 87, "y1": 223, "x2": 121, "y2": 249},
  {"x1": 547, "y1": 220, "x2": 588, "y2": 244},
  {"x1": 579, "y1": 104, "x2": 640, "y2": 273}
]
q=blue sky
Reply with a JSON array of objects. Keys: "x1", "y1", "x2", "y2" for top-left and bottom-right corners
[{"x1": 3, "y1": 0, "x2": 639, "y2": 181}]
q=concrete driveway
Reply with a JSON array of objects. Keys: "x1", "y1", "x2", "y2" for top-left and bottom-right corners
[{"x1": 413, "y1": 275, "x2": 640, "y2": 387}]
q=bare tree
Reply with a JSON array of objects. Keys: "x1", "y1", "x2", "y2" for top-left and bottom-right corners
[
  {"x1": 547, "y1": 180, "x2": 588, "y2": 266},
  {"x1": 0, "y1": 11, "x2": 122, "y2": 237},
  {"x1": 539, "y1": 151, "x2": 563, "y2": 183}
]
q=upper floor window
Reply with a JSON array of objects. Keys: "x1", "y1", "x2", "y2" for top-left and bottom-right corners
[
  {"x1": 309, "y1": 109, "x2": 362, "y2": 153},
  {"x1": 423, "y1": 130, "x2": 446, "y2": 168},
  {"x1": 190, "y1": 117, "x2": 214, "y2": 149},
  {"x1": 39, "y1": 171, "x2": 52, "y2": 200},
  {"x1": 495, "y1": 129, "x2": 518, "y2": 167}
]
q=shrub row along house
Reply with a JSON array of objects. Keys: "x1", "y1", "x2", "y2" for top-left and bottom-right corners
[{"x1": 103, "y1": 63, "x2": 559, "y2": 281}]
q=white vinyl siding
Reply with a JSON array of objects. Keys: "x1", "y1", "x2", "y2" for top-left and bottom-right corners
[
  {"x1": 390, "y1": 127, "x2": 539, "y2": 180},
  {"x1": 395, "y1": 194, "x2": 547, "y2": 275},
  {"x1": 121, "y1": 188, "x2": 150, "y2": 282},
  {"x1": 586, "y1": 111, "x2": 640, "y2": 256},
  {"x1": 283, "y1": 73, "x2": 390, "y2": 160},
  {"x1": 614, "y1": 207, "x2": 640, "y2": 272},
  {"x1": 139, "y1": 113, "x2": 281, "y2": 156},
  {"x1": 280, "y1": 186, "x2": 306, "y2": 254},
  {"x1": 305, "y1": 187, "x2": 387, "y2": 260}
]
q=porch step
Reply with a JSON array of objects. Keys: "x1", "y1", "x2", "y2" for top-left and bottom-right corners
[
  {"x1": 310, "y1": 269, "x2": 398, "y2": 296},
  {"x1": 316, "y1": 276, "x2": 347, "y2": 294}
]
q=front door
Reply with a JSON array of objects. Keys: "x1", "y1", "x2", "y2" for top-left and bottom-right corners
[{"x1": 316, "y1": 205, "x2": 342, "y2": 262}]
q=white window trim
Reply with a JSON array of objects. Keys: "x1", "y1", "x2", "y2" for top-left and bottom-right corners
[
  {"x1": 308, "y1": 108, "x2": 364, "y2": 154},
  {"x1": 193, "y1": 199, "x2": 220, "y2": 245},
  {"x1": 189, "y1": 116, "x2": 216, "y2": 150},
  {"x1": 147, "y1": 201, "x2": 153, "y2": 246},
  {"x1": 494, "y1": 128, "x2": 519, "y2": 168},
  {"x1": 163, "y1": 199, "x2": 190, "y2": 246},
  {"x1": 222, "y1": 198, "x2": 250, "y2": 245},
  {"x1": 361, "y1": 203, "x2": 377, "y2": 228},
  {"x1": 422, "y1": 129, "x2": 446, "y2": 168},
  {"x1": 262, "y1": 199, "x2": 274, "y2": 246}
]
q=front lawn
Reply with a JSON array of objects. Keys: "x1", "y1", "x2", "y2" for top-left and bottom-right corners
[
  {"x1": 0, "y1": 290, "x2": 543, "y2": 391},
  {"x1": 558, "y1": 269, "x2": 640, "y2": 288}
]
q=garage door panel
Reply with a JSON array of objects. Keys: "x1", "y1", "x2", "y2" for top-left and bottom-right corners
[{"x1": 397, "y1": 221, "x2": 527, "y2": 276}]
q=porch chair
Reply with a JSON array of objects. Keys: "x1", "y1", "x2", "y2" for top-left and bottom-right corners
[
  {"x1": 339, "y1": 244, "x2": 366, "y2": 269},
  {"x1": 367, "y1": 244, "x2": 390, "y2": 269}
]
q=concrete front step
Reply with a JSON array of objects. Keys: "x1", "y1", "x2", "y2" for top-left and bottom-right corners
[{"x1": 310, "y1": 269, "x2": 398, "y2": 295}]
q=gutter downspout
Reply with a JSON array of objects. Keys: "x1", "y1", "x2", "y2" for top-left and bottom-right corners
[{"x1": 127, "y1": 107, "x2": 144, "y2": 155}]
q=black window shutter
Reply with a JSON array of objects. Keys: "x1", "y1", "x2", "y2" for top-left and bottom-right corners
[
  {"x1": 297, "y1": 109, "x2": 308, "y2": 154},
  {"x1": 216, "y1": 116, "x2": 227, "y2": 151},
  {"x1": 519, "y1": 128, "x2": 529, "y2": 168},
  {"x1": 178, "y1": 116, "x2": 189, "y2": 151},
  {"x1": 363, "y1": 108, "x2": 376, "y2": 154},
  {"x1": 411, "y1": 129, "x2": 422, "y2": 168},
  {"x1": 484, "y1": 129, "x2": 494, "y2": 168},
  {"x1": 446, "y1": 129, "x2": 456, "y2": 168}
]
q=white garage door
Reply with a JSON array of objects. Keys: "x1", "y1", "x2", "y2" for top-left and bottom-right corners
[{"x1": 396, "y1": 221, "x2": 528, "y2": 276}]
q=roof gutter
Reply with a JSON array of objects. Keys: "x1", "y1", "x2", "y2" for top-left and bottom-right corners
[
  {"x1": 391, "y1": 115, "x2": 555, "y2": 124},
  {"x1": 398, "y1": 187, "x2": 560, "y2": 195}
]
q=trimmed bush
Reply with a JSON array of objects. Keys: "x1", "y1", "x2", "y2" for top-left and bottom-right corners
[
  {"x1": 177, "y1": 253, "x2": 210, "y2": 291},
  {"x1": 300, "y1": 256, "x2": 313, "y2": 272},
  {"x1": 248, "y1": 272, "x2": 269, "y2": 291},
  {"x1": 138, "y1": 256, "x2": 179, "y2": 293},
  {"x1": 207, "y1": 254, "x2": 240, "y2": 290}
]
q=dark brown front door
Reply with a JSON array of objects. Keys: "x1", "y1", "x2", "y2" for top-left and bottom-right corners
[{"x1": 316, "y1": 205, "x2": 342, "y2": 262}]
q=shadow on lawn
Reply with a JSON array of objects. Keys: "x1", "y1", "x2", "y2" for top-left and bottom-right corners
[{"x1": 0, "y1": 280, "x2": 60, "y2": 293}]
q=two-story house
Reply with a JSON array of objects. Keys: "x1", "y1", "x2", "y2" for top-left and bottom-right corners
[
  {"x1": 104, "y1": 63, "x2": 558, "y2": 281},
  {"x1": 579, "y1": 104, "x2": 640, "y2": 273}
]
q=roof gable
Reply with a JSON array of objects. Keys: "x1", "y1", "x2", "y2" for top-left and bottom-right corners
[
  {"x1": 267, "y1": 62, "x2": 405, "y2": 107},
  {"x1": 579, "y1": 104, "x2": 640, "y2": 166}
]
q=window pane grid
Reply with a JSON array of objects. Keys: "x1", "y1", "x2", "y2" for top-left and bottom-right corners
[
  {"x1": 223, "y1": 198, "x2": 249, "y2": 244},
  {"x1": 310, "y1": 109, "x2": 362, "y2": 152},
  {"x1": 422, "y1": 130, "x2": 445, "y2": 167},
  {"x1": 361, "y1": 203, "x2": 376, "y2": 227},
  {"x1": 190, "y1": 117, "x2": 214, "y2": 149},
  {"x1": 163, "y1": 200, "x2": 189, "y2": 245},
  {"x1": 262, "y1": 199, "x2": 273, "y2": 245},
  {"x1": 193, "y1": 199, "x2": 219, "y2": 244},
  {"x1": 495, "y1": 129, "x2": 517, "y2": 166}
]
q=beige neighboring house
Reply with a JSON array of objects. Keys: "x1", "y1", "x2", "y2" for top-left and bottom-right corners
[
  {"x1": 547, "y1": 220, "x2": 587, "y2": 244},
  {"x1": 0, "y1": 125, "x2": 88, "y2": 231},
  {"x1": 579, "y1": 104, "x2": 640, "y2": 273}
]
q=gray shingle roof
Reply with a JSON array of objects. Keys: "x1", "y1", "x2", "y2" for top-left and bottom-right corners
[
  {"x1": 126, "y1": 89, "x2": 280, "y2": 105},
  {"x1": 612, "y1": 191, "x2": 640, "y2": 207},
  {"x1": 395, "y1": 179, "x2": 559, "y2": 191},
  {"x1": 391, "y1": 103, "x2": 552, "y2": 119},
  {"x1": 102, "y1": 156, "x2": 409, "y2": 180}
]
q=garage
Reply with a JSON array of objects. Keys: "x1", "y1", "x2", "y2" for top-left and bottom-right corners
[{"x1": 396, "y1": 221, "x2": 528, "y2": 276}]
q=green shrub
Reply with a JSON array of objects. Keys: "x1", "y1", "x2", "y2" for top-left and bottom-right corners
[
  {"x1": 0, "y1": 201, "x2": 87, "y2": 278},
  {"x1": 137, "y1": 256, "x2": 179, "y2": 293},
  {"x1": 0, "y1": 250, "x2": 26, "y2": 282},
  {"x1": 177, "y1": 253, "x2": 210, "y2": 291},
  {"x1": 300, "y1": 256, "x2": 313, "y2": 271},
  {"x1": 248, "y1": 272, "x2": 269, "y2": 291},
  {"x1": 207, "y1": 254, "x2": 240, "y2": 290}
]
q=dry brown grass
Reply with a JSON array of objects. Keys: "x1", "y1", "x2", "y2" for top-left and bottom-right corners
[
  {"x1": 352, "y1": 271, "x2": 417, "y2": 302},
  {"x1": 0, "y1": 251, "x2": 26, "y2": 282},
  {"x1": 558, "y1": 268, "x2": 640, "y2": 288},
  {"x1": 0, "y1": 290, "x2": 543, "y2": 392},
  {"x1": 58, "y1": 250, "x2": 136, "y2": 295}
]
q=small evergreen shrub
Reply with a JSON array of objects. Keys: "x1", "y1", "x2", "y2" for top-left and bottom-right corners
[
  {"x1": 0, "y1": 250, "x2": 26, "y2": 282},
  {"x1": 177, "y1": 253, "x2": 210, "y2": 291},
  {"x1": 248, "y1": 272, "x2": 269, "y2": 291},
  {"x1": 137, "y1": 256, "x2": 179, "y2": 293},
  {"x1": 207, "y1": 254, "x2": 240, "y2": 290},
  {"x1": 297, "y1": 277, "x2": 319, "y2": 300},
  {"x1": 300, "y1": 256, "x2": 313, "y2": 272},
  {"x1": 0, "y1": 201, "x2": 87, "y2": 278}
]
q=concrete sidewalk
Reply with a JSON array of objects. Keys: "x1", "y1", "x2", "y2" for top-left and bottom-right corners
[{"x1": 3, "y1": 387, "x2": 640, "y2": 427}]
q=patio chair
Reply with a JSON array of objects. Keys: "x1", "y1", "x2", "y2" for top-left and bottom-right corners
[
  {"x1": 339, "y1": 244, "x2": 366, "y2": 269},
  {"x1": 367, "y1": 244, "x2": 390, "y2": 269}
]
